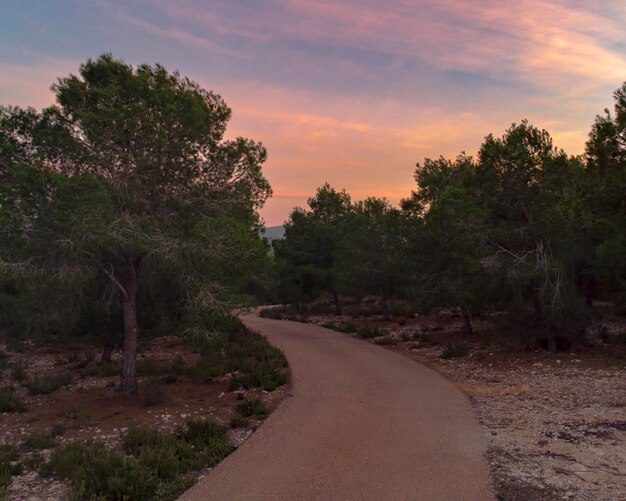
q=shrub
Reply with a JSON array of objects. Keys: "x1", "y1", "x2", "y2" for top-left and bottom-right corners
[
  {"x1": 122, "y1": 427, "x2": 200, "y2": 478},
  {"x1": 258, "y1": 307, "x2": 284, "y2": 320},
  {"x1": 236, "y1": 397, "x2": 268, "y2": 419},
  {"x1": 49, "y1": 441, "x2": 157, "y2": 501},
  {"x1": 9, "y1": 361, "x2": 27, "y2": 382},
  {"x1": 440, "y1": 342, "x2": 470, "y2": 359},
  {"x1": 225, "y1": 330, "x2": 288, "y2": 391},
  {"x1": 374, "y1": 336, "x2": 398, "y2": 346},
  {"x1": 357, "y1": 325, "x2": 383, "y2": 339},
  {"x1": 50, "y1": 424, "x2": 67, "y2": 437},
  {"x1": 0, "y1": 443, "x2": 20, "y2": 498},
  {"x1": 178, "y1": 419, "x2": 230, "y2": 449},
  {"x1": 415, "y1": 333, "x2": 434, "y2": 346},
  {"x1": 229, "y1": 416, "x2": 250, "y2": 428},
  {"x1": 169, "y1": 356, "x2": 188, "y2": 376},
  {"x1": 334, "y1": 322, "x2": 357, "y2": 333},
  {"x1": 187, "y1": 316, "x2": 288, "y2": 391},
  {"x1": 0, "y1": 386, "x2": 26, "y2": 413},
  {"x1": 142, "y1": 377, "x2": 166, "y2": 407},
  {"x1": 22, "y1": 433, "x2": 58, "y2": 451},
  {"x1": 61, "y1": 409, "x2": 91, "y2": 425},
  {"x1": 24, "y1": 373, "x2": 72, "y2": 395}
]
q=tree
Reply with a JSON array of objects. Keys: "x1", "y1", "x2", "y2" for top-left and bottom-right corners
[
  {"x1": 274, "y1": 183, "x2": 351, "y2": 314},
  {"x1": 583, "y1": 82, "x2": 626, "y2": 308},
  {"x1": 0, "y1": 55, "x2": 271, "y2": 394},
  {"x1": 336, "y1": 197, "x2": 410, "y2": 320},
  {"x1": 403, "y1": 154, "x2": 492, "y2": 333}
]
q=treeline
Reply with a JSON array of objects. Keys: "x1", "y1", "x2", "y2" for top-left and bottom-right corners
[{"x1": 273, "y1": 83, "x2": 626, "y2": 351}]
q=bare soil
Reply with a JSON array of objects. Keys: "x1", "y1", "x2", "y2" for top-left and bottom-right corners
[
  {"x1": 0, "y1": 336, "x2": 289, "y2": 501},
  {"x1": 305, "y1": 311, "x2": 626, "y2": 501}
]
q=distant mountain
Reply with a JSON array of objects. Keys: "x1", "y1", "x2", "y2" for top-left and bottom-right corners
[{"x1": 262, "y1": 225, "x2": 285, "y2": 241}]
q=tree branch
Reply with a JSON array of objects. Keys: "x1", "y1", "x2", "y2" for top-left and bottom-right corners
[{"x1": 101, "y1": 263, "x2": 128, "y2": 300}]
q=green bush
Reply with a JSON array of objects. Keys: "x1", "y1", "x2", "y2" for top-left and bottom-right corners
[
  {"x1": 440, "y1": 341, "x2": 470, "y2": 359},
  {"x1": 49, "y1": 442, "x2": 157, "y2": 501},
  {"x1": 0, "y1": 386, "x2": 26, "y2": 413},
  {"x1": 9, "y1": 361, "x2": 27, "y2": 382},
  {"x1": 49, "y1": 419, "x2": 234, "y2": 501},
  {"x1": 22, "y1": 433, "x2": 58, "y2": 451},
  {"x1": 357, "y1": 325, "x2": 383, "y2": 339},
  {"x1": 187, "y1": 315, "x2": 288, "y2": 391},
  {"x1": 177, "y1": 419, "x2": 230, "y2": 450},
  {"x1": 374, "y1": 336, "x2": 398, "y2": 346},
  {"x1": 229, "y1": 416, "x2": 250, "y2": 428},
  {"x1": 236, "y1": 397, "x2": 268, "y2": 418},
  {"x1": 50, "y1": 424, "x2": 67, "y2": 437},
  {"x1": 122, "y1": 427, "x2": 200, "y2": 478},
  {"x1": 24, "y1": 373, "x2": 72, "y2": 395},
  {"x1": 334, "y1": 322, "x2": 358, "y2": 333},
  {"x1": 258, "y1": 307, "x2": 284, "y2": 320},
  {"x1": 0, "y1": 443, "x2": 20, "y2": 499},
  {"x1": 169, "y1": 356, "x2": 188, "y2": 376}
]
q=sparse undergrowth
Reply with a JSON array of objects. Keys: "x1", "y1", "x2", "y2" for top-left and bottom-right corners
[
  {"x1": 236, "y1": 397, "x2": 268, "y2": 419},
  {"x1": 23, "y1": 374, "x2": 72, "y2": 395},
  {"x1": 0, "y1": 443, "x2": 20, "y2": 500},
  {"x1": 440, "y1": 341, "x2": 470, "y2": 359},
  {"x1": 0, "y1": 387, "x2": 26, "y2": 413}
]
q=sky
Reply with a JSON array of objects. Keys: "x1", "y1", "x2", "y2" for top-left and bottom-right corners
[{"x1": 1, "y1": 1, "x2": 625, "y2": 226}]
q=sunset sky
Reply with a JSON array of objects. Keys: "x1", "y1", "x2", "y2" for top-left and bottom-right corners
[{"x1": 1, "y1": 1, "x2": 625, "y2": 225}]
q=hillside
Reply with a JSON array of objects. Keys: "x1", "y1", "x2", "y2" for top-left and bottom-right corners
[{"x1": 262, "y1": 225, "x2": 285, "y2": 241}]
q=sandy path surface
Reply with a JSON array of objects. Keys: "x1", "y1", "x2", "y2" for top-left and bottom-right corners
[{"x1": 179, "y1": 315, "x2": 493, "y2": 501}]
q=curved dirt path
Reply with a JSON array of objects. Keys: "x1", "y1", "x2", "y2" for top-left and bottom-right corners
[{"x1": 180, "y1": 315, "x2": 494, "y2": 501}]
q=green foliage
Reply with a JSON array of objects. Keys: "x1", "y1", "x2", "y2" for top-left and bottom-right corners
[
  {"x1": 0, "y1": 54, "x2": 272, "y2": 394},
  {"x1": 9, "y1": 361, "x2": 29, "y2": 382},
  {"x1": 0, "y1": 443, "x2": 20, "y2": 499},
  {"x1": 258, "y1": 307, "x2": 286, "y2": 320},
  {"x1": 235, "y1": 397, "x2": 268, "y2": 418},
  {"x1": 189, "y1": 315, "x2": 288, "y2": 391},
  {"x1": 229, "y1": 416, "x2": 250, "y2": 428},
  {"x1": 0, "y1": 386, "x2": 26, "y2": 413},
  {"x1": 50, "y1": 424, "x2": 67, "y2": 437},
  {"x1": 273, "y1": 184, "x2": 351, "y2": 311},
  {"x1": 49, "y1": 442, "x2": 158, "y2": 501},
  {"x1": 24, "y1": 373, "x2": 72, "y2": 395},
  {"x1": 22, "y1": 433, "x2": 59, "y2": 451},
  {"x1": 50, "y1": 420, "x2": 233, "y2": 501},
  {"x1": 440, "y1": 342, "x2": 470, "y2": 359},
  {"x1": 357, "y1": 325, "x2": 384, "y2": 339}
]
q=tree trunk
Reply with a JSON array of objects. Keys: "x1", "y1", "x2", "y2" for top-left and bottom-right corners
[
  {"x1": 332, "y1": 290, "x2": 342, "y2": 316},
  {"x1": 120, "y1": 259, "x2": 140, "y2": 395},
  {"x1": 461, "y1": 307, "x2": 474, "y2": 335}
]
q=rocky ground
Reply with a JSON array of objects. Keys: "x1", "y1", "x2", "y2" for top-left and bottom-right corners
[
  {"x1": 306, "y1": 313, "x2": 626, "y2": 501},
  {"x1": 0, "y1": 335, "x2": 289, "y2": 501}
]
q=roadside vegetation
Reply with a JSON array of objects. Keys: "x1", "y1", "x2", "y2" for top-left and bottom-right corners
[{"x1": 0, "y1": 55, "x2": 287, "y2": 499}]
